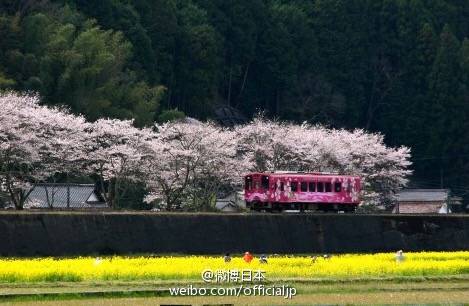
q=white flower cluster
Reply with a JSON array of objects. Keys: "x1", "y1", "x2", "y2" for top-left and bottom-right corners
[{"x1": 0, "y1": 92, "x2": 411, "y2": 210}]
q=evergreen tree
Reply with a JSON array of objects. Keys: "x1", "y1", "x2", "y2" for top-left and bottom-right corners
[{"x1": 426, "y1": 24, "x2": 462, "y2": 185}]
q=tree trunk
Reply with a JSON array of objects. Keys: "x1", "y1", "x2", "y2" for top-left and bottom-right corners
[
  {"x1": 227, "y1": 63, "x2": 233, "y2": 106},
  {"x1": 235, "y1": 63, "x2": 250, "y2": 109}
]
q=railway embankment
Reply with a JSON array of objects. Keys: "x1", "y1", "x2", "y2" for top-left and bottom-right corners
[{"x1": 0, "y1": 212, "x2": 467, "y2": 256}]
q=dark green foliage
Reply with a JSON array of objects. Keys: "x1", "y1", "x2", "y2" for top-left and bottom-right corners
[
  {"x1": 114, "y1": 180, "x2": 149, "y2": 210},
  {"x1": 158, "y1": 108, "x2": 186, "y2": 123},
  {"x1": 3, "y1": 0, "x2": 469, "y2": 204}
]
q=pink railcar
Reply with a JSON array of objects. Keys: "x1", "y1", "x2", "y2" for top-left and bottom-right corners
[{"x1": 244, "y1": 172, "x2": 361, "y2": 212}]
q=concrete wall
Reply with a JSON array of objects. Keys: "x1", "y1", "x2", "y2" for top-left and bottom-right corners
[{"x1": 0, "y1": 212, "x2": 468, "y2": 256}]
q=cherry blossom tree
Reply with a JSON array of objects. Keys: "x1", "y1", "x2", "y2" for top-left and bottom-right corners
[
  {"x1": 142, "y1": 121, "x2": 249, "y2": 210},
  {"x1": 185, "y1": 125, "x2": 249, "y2": 210},
  {"x1": 85, "y1": 119, "x2": 155, "y2": 208},
  {"x1": 0, "y1": 92, "x2": 90, "y2": 209}
]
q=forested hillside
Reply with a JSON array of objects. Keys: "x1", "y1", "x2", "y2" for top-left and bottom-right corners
[{"x1": 1, "y1": 0, "x2": 469, "y2": 198}]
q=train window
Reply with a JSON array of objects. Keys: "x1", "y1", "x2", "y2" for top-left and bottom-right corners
[
  {"x1": 334, "y1": 182, "x2": 341, "y2": 192},
  {"x1": 300, "y1": 182, "x2": 307, "y2": 192},
  {"x1": 245, "y1": 176, "x2": 252, "y2": 190},
  {"x1": 280, "y1": 182, "x2": 284, "y2": 191},
  {"x1": 325, "y1": 182, "x2": 332, "y2": 192},
  {"x1": 317, "y1": 182, "x2": 324, "y2": 192},
  {"x1": 309, "y1": 182, "x2": 316, "y2": 192},
  {"x1": 261, "y1": 176, "x2": 269, "y2": 189},
  {"x1": 347, "y1": 180, "x2": 352, "y2": 192},
  {"x1": 291, "y1": 182, "x2": 298, "y2": 192}
]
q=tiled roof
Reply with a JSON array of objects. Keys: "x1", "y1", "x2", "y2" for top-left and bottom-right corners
[
  {"x1": 214, "y1": 106, "x2": 247, "y2": 127},
  {"x1": 397, "y1": 189, "x2": 449, "y2": 202},
  {"x1": 25, "y1": 184, "x2": 107, "y2": 209}
]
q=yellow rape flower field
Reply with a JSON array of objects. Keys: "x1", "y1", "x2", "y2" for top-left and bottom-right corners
[{"x1": 1, "y1": 251, "x2": 469, "y2": 283}]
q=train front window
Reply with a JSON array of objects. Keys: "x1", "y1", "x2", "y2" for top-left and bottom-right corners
[
  {"x1": 309, "y1": 182, "x2": 316, "y2": 192},
  {"x1": 245, "y1": 176, "x2": 252, "y2": 190},
  {"x1": 334, "y1": 182, "x2": 341, "y2": 192},
  {"x1": 325, "y1": 182, "x2": 332, "y2": 192},
  {"x1": 300, "y1": 182, "x2": 307, "y2": 192},
  {"x1": 317, "y1": 182, "x2": 324, "y2": 192},
  {"x1": 291, "y1": 182, "x2": 298, "y2": 192},
  {"x1": 261, "y1": 175, "x2": 269, "y2": 189}
]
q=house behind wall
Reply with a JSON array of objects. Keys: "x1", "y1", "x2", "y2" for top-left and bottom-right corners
[{"x1": 394, "y1": 189, "x2": 450, "y2": 214}]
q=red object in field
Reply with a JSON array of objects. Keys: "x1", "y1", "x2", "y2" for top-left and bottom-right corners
[
  {"x1": 243, "y1": 252, "x2": 254, "y2": 263},
  {"x1": 244, "y1": 172, "x2": 361, "y2": 212}
]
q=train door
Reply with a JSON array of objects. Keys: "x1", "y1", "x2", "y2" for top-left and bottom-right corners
[
  {"x1": 244, "y1": 175, "x2": 252, "y2": 191},
  {"x1": 261, "y1": 175, "x2": 269, "y2": 190}
]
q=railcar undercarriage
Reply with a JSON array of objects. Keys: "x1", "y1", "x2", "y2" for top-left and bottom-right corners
[{"x1": 246, "y1": 201, "x2": 358, "y2": 213}]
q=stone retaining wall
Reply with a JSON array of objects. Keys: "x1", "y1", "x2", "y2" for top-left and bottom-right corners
[{"x1": 0, "y1": 212, "x2": 467, "y2": 256}]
